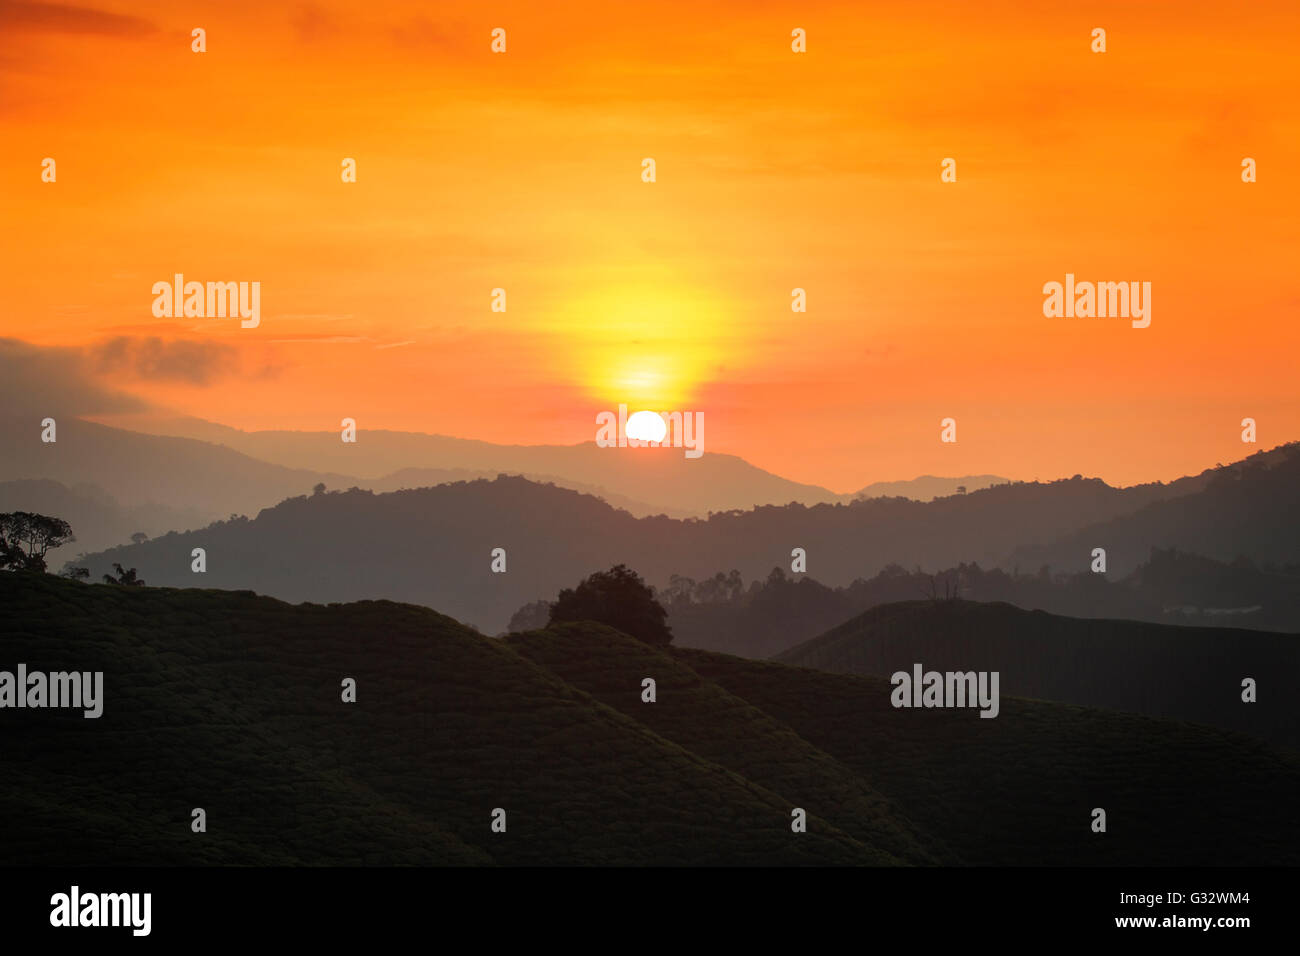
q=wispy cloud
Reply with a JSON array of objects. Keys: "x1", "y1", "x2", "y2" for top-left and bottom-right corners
[
  {"x1": 267, "y1": 335, "x2": 367, "y2": 344},
  {"x1": 0, "y1": 337, "x2": 148, "y2": 417},
  {"x1": 0, "y1": 1, "x2": 156, "y2": 36},
  {"x1": 290, "y1": 2, "x2": 331, "y2": 42},
  {"x1": 90, "y1": 336, "x2": 243, "y2": 386}
]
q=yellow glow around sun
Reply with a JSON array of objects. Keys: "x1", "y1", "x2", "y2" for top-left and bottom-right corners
[
  {"x1": 548, "y1": 275, "x2": 740, "y2": 408},
  {"x1": 603, "y1": 355, "x2": 683, "y2": 406}
]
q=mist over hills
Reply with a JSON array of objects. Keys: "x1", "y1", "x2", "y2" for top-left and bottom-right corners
[
  {"x1": 0, "y1": 414, "x2": 696, "y2": 568},
  {"x1": 0, "y1": 415, "x2": 351, "y2": 522},
  {"x1": 139, "y1": 416, "x2": 1291, "y2": 514},
  {"x1": 0, "y1": 479, "x2": 210, "y2": 559},
  {"x1": 643, "y1": 547, "x2": 1300, "y2": 659},
  {"x1": 7, "y1": 409, "x2": 1291, "y2": 568},
  {"x1": 3, "y1": 573, "x2": 1295, "y2": 866},
  {"x1": 132, "y1": 417, "x2": 844, "y2": 516},
  {"x1": 3, "y1": 413, "x2": 830, "y2": 525}
]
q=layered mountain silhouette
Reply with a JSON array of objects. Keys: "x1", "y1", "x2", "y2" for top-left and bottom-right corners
[
  {"x1": 363, "y1": 467, "x2": 695, "y2": 519},
  {"x1": 777, "y1": 599, "x2": 1299, "y2": 749},
  {"x1": 2, "y1": 414, "x2": 829, "y2": 527},
  {"x1": 654, "y1": 548, "x2": 1300, "y2": 659},
  {"x1": 2, "y1": 573, "x2": 1295, "y2": 865},
  {"x1": 1010, "y1": 444, "x2": 1300, "y2": 575},
  {"x1": 124, "y1": 416, "x2": 844, "y2": 516},
  {"x1": 65, "y1": 443, "x2": 1300, "y2": 635},
  {"x1": 850, "y1": 475, "x2": 1009, "y2": 501},
  {"x1": 8, "y1": 409, "x2": 1293, "y2": 571},
  {"x1": 0, "y1": 415, "x2": 350, "y2": 524}
]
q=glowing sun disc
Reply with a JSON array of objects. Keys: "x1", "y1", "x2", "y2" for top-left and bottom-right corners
[{"x1": 626, "y1": 410, "x2": 668, "y2": 443}]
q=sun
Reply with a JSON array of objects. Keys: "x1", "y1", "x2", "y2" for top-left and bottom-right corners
[{"x1": 626, "y1": 410, "x2": 668, "y2": 443}]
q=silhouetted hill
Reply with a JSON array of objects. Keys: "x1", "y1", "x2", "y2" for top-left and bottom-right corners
[
  {"x1": 661, "y1": 571, "x2": 859, "y2": 659},
  {"x1": 135, "y1": 417, "x2": 843, "y2": 516},
  {"x1": 675, "y1": 646, "x2": 1300, "y2": 866},
  {"x1": 777, "y1": 600, "x2": 1299, "y2": 749},
  {"x1": 655, "y1": 549, "x2": 1300, "y2": 658},
  {"x1": 3, "y1": 573, "x2": 1296, "y2": 865},
  {"x1": 1011, "y1": 442, "x2": 1300, "y2": 575},
  {"x1": 0, "y1": 415, "x2": 350, "y2": 521},
  {"x1": 851, "y1": 475, "x2": 1009, "y2": 501},
  {"x1": 676, "y1": 463, "x2": 1284, "y2": 578},
  {"x1": 365, "y1": 467, "x2": 695, "y2": 518},
  {"x1": 0, "y1": 573, "x2": 871, "y2": 865},
  {"x1": 1129, "y1": 549, "x2": 1300, "y2": 627},
  {"x1": 73, "y1": 479, "x2": 649, "y2": 634},
  {"x1": 143, "y1": 419, "x2": 1290, "y2": 520},
  {"x1": 504, "y1": 622, "x2": 950, "y2": 864},
  {"x1": 72, "y1": 448, "x2": 1300, "y2": 635}
]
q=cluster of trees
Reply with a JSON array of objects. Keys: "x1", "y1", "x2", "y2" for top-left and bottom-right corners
[
  {"x1": 1, "y1": 512, "x2": 144, "y2": 585},
  {"x1": 657, "y1": 569, "x2": 747, "y2": 606},
  {"x1": 0, "y1": 512, "x2": 74, "y2": 572},
  {"x1": 102, "y1": 563, "x2": 146, "y2": 587},
  {"x1": 658, "y1": 562, "x2": 1045, "y2": 609},
  {"x1": 514, "y1": 564, "x2": 674, "y2": 646},
  {"x1": 511, "y1": 548, "x2": 1300, "y2": 659}
]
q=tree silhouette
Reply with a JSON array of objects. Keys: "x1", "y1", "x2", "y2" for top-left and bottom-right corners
[
  {"x1": 506, "y1": 599, "x2": 551, "y2": 632},
  {"x1": 103, "y1": 563, "x2": 145, "y2": 587},
  {"x1": 549, "y1": 564, "x2": 673, "y2": 646},
  {"x1": 919, "y1": 571, "x2": 961, "y2": 602},
  {"x1": 130, "y1": 532, "x2": 149, "y2": 545},
  {"x1": 0, "y1": 512, "x2": 75, "y2": 572}
]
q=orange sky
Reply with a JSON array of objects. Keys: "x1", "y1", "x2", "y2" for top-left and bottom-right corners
[{"x1": 3, "y1": 0, "x2": 1298, "y2": 492}]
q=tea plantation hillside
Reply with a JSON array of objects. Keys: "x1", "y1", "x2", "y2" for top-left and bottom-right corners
[
  {"x1": 0, "y1": 573, "x2": 871, "y2": 865},
  {"x1": 2, "y1": 573, "x2": 1296, "y2": 865},
  {"x1": 676, "y1": 646, "x2": 1300, "y2": 866},
  {"x1": 505, "y1": 623, "x2": 951, "y2": 864},
  {"x1": 776, "y1": 599, "x2": 1300, "y2": 749}
]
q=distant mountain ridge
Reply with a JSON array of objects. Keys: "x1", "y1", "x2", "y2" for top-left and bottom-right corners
[
  {"x1": 66, "y1": 443, "x2": 1300, "y2": 634},
  {"x1": 1009, "y1": 442, "x2": 1300, "y2": 575},
  {"x1": 644, "y1": 547, "x2": 1300, "y2": 659},
  {"x1": 363, "y1": 467, "x2": 696, "y2": 519},
  {"x1": 852, "y1": 475, "x2": 1009, "y2": 501},
  {"x1": 0, "y1": 415, "x2": 352, "y2": 520},
  {"x1": 8, "y1": 413, "x2": 1292, "y2": 544},
  {"x1": 124, "y1": 416, "x2": 843, "y2": 516}
]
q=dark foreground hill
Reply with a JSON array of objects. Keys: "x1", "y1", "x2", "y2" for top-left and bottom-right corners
[
  {"x1": 2, "y1": 573, "x2": 1297, "y2": 865},
  {"x1": 0, "y1": 573, "x2": 878, "y2": 866},
  {"x1": 777, "y1": 600, "x2": 1300, "y2": 750},
  {"x1": 675, "y1": 646, "x2": 1300, "y2": 867}
]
